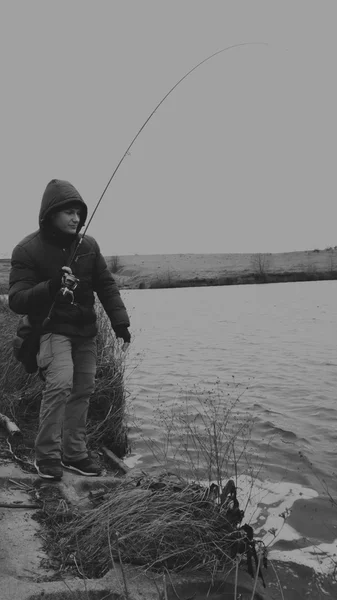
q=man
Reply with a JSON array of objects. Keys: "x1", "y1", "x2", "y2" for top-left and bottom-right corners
[{"x1": 9, "y1": 179, "x2": 131, "y2": 481}]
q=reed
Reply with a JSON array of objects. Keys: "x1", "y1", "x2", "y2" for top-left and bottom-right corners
[
  {"x1": 53, "y1": 476, "x2": 260, "y2": 581},
  {"x1": 145, "y1": 381, "x2": 257, "y2": 489}
]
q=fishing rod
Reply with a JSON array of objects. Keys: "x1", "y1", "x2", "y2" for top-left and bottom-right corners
[
  {"x1": 69, "y1": 41, "x2": 268, "y2": 266},
  {"x1": 43, "y1": 41, "x2": 267, "y2": 327}
]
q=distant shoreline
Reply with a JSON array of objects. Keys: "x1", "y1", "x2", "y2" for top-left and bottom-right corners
[
  {"x1": 1, "y1": 248, "x2": 337, "y2": 292},
  {"x1": 146, "y1": 270, "x2": 337, "y2": 289},
  {"x1": 108, "y1": 248, "x2": 337, "y2": 289}
]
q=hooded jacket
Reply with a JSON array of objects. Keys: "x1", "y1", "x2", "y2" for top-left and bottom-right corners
[{"x1": 9, "y1": 179, "x2": 130, "y2": 337}]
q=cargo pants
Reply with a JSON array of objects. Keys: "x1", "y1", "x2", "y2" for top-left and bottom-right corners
[{"x1": 35, "y1": 333, "x2": 97, "y2": 462}]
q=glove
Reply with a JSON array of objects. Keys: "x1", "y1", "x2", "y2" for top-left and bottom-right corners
[
  {"x1": 114, "y1": 325, "x2": 131, "y2": 344},
  {"x1": 62, "y1": 271, "x2": 79, "y2": 291}
]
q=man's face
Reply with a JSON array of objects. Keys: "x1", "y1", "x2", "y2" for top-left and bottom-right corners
[{"x1": 51, "y1": 206, "x2": 81, "y2": 234}]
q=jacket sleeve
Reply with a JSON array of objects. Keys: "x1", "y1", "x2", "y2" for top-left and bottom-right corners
[
  {"x1": 92, "y1": 242, "x2": 130, "y2": 329},
  {"x1": 9, "y1": 244, "x2": 52, "y2": 315}
]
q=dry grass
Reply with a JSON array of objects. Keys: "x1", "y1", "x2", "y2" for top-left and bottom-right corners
[
  {"x1": 87, "y1": 304, "x2": 128, "y2": 456},
  {"x1": 0, "y1": 258, "x2": 10, "y2": 294},
  {"x1": 145, "y1": 382, "x2": 256, "y2": 489},
  {"x1": 0, "y1": 297, "x2": 128, "y2": 458},
  {"x1": 0, "y1": 297, "x2": 42, "y2": 448},
  {"x1": 53, "y1": 475, "x2": 264, "y2": 581}
]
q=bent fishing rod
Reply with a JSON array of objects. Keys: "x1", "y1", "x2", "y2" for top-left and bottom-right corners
[
  {"x1": 69, "y1": 40, "x2": 268, "y2": 264},
  {"x1": 43, "y1": 41, "x2": 267, "y2": 327}
]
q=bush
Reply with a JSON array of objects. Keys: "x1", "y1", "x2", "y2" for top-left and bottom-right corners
[
  {"x1": 107, "y1": 255, "x2": 122, "y2": 274},
  {"x1": 55, "y1": 476, "x2": 263, "y2": 579},
  {"x1": 146, "y1": 382, "x2": 256, "y2": 487},
  {"x1": 250, "y1": 254, "x2": 270, "y2": 279},
  {"x1": 150, "y1": 269, "x2": 175, "y2": 289}
]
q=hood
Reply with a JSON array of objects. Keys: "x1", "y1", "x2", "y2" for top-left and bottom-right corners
[{"x1": 39, "y1": 179, "x2": 88, "y2": 230}]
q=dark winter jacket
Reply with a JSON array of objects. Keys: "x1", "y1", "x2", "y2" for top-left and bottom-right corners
[{"x1": 9, "y1": 179, "x2": 130, "y2": 337}]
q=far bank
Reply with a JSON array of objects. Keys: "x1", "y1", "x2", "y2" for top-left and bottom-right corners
[
  {"x1": 1, "y1": 248, "x2": 337, "y2": 292},
  {"x1": 106, "y1": 248, "x2": 337, "y2": 289}
]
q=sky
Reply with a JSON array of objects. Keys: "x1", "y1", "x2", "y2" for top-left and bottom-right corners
[{"x1": 0, "y1": 0, "x2": 336, "y2": 257}]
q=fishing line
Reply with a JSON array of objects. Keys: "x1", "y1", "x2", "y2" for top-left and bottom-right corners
[
  {"x1": 43, "y1": 41, "x2": 267, "y2": 328},
  {"x1": 69, "y1": 41, "x2": 268, "y2": 266}
]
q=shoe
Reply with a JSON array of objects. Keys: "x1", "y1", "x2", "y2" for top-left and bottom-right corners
[
  {"x1": 34, "y1": 459, "x2": 63, "y2": 480},
  {"x1": 61, "y1": 455, "x2": 102, "y2": 476}
]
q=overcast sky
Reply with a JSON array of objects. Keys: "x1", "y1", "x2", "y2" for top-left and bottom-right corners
[{"x1": 0, "y1": 1, "x2": 336, "y2": 257}]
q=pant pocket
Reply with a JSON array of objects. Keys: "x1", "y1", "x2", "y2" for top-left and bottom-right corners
[{"x1": 37, "y1": 333, "x2": 54, "y2": 370}]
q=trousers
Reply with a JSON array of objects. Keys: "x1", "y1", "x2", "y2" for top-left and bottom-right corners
[{"x1": 35, "y1": 333, "x2": 97, "y2": 462}]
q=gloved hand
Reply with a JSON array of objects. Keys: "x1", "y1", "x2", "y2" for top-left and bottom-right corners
[
  {"x1": 61, "y1": 267, "x2": 79, "y2": 291},
  {"x1": 113, "y1": 325, "x2": 131, "y2": 344},
  {"x1": 49, "y1": 267, "x2": 79, "y2": 297}
]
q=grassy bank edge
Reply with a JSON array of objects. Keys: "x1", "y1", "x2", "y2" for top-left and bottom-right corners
[{"x1": 148, "y1": 270, "x2": 337, "y2": 289}]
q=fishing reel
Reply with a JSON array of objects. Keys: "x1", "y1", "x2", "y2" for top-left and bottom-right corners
[{"x1": 60, "y1": 267, "x2": 79, "y2": 304}]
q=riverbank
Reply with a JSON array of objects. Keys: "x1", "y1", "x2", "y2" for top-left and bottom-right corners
[
  {"x1": 2, "y1": 248, "x2": 337, "y2": 292},
  {"x1": 111, "y1": 248, "x2": 337, "y2": 289}
]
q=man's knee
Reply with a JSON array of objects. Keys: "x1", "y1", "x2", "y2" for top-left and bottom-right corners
[
  {"x1": 45, "y1": 367, "x2": 73, "y2": 393},
  {"x1": 72, "y1": 371, "x2": 96, "y2": 396}
]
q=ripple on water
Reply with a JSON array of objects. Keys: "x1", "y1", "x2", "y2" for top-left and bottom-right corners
[{"x1": 125, "y1": 282, "x2": 337, "y2": 574}]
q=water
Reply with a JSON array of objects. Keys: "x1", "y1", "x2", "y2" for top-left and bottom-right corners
[
  {"x1": 121, "y1": 280, "x2": 337, "y2": 583},
  {"x1": 124, "y1": 280, "x2": 337, "y2": 486}
]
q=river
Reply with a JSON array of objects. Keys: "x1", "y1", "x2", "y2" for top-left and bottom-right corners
[{"x1": 121, "y1": 280, "x2": 337, "y2": 589}]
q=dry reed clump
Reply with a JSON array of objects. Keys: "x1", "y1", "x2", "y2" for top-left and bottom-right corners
[
  {"x1": 87, "y1": 303, "x2": 129, "y2": 456},
  {"x1": 145, "y1": 382, "x2": 258, "y2": 492},
  {"x1": 0, "y1": 297, "x2": 42, "y2": 447},
  {"x1": 0, "y1": 283, "x2": 9, "y2": 295},
  {"x1": 0, "y1": 297, "x2": 128, "y2": 457},
  {"x1": 55, "y1": 475, "x2": 265, "y2": 581}
]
